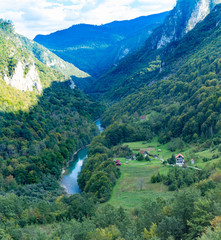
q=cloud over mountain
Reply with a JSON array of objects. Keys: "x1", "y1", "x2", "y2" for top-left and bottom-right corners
[{"x1": 0, "y1": 0, "x2": 176, "y2": 38}]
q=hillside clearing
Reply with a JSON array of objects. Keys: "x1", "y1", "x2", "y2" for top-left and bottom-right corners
[{"x1": 107, "y1": 138, "x2": 221, "y2": 208}]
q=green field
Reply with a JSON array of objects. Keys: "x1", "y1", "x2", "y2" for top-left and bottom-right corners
[
  {"x1": 125, "y1": 138, "x2": 173, "y2": 160},
  {"x1": 194, "y1": 148, "x2": 221, "y2": 168},
  {"x1": 108, "y1": 156, "x2": 173, "y2": 209},
  {"x1": 107, "y1": 138, "x2": 221, "y2": 209},
  {"x1": 125, "y1": 138, "x2": 221, "y2": 168}
]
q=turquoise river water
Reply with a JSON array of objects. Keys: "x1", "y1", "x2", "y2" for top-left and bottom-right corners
[{"x1": 61, "y1": 120, "x2": 103, "y2": 194}]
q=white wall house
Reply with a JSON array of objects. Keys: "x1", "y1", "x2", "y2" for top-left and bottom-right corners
[{"x1": 176, "y1": 154, "x2": 185, "y2": 166}]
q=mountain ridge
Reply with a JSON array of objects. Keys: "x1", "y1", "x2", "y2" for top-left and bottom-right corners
[
  {"x1": 90, "y1": 0, "x2": 221, "y2": 100},
  {"x1": 19, "y1": 35, "x2": 90, "y2": 79},
  {"x1": 34, "y1": 12, "x2": 168, "y2": 77},
  {"x1": 0, "y1": 20, "x2": 88, "y2": 112},
  {"x1": 147, "y1": 0, "x2": 221, "y2": 50},
  {"x1": 101, "y1": 3, "x2": 221, "y2": 142}
]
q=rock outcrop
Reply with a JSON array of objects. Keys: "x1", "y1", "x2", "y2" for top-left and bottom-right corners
[
  {"x1": 148, "y1": 0, "x2": 221, "y2": 50},
  {"x1": 4, "y1": 61, "x2": 42, "y2": 92}
]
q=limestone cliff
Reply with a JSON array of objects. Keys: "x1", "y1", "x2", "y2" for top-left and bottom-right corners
[
  {"x1": 0, "y1": 20, "x2": 63, "y2": 93},
  {"x1": 148, "y1": 0, "x2": 221, "y2": 49},
  {"x1": 4, "y1": 61, "x2": 42, "y2": 92},
  {"x1": 18, "y1": 36, "x2": 90, "y2": 79}
]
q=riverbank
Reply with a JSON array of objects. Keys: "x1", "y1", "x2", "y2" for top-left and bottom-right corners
[
  {"x1": 62, "y1": 145, "x2": 89, "y2": 173},
  {"x1": 61, "y1": 119, "x2": 103, "y2": 194}
]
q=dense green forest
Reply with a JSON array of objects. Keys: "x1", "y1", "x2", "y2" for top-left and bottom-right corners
[
  {"x1": 1, "y1": 177, "x2": 221, "y2": 239},
  {"x1": 0, "y1": 80, "x2": 102, "y2": 191},
  {"x1": 151, "y1": 166, "x2": 215, "y2": 192},
  {"x1": 78, "y1": 121, "x2": 153, "y2": 202},
  {"x1": 0, "y1": 2, "x2": 221, "y2": 240},
  {"x1": 91, "y1": 3, "x2": 221, "y2": 102},
  {"x1": 0, "y1": 19, "x2": 105, "y2": 192},
  {"x1": 101, "y1": 4, "x2": 221, "y2": 144}
]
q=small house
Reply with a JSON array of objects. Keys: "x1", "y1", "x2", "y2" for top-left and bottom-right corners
[
  {"x1": 140, "y1": 150, "x2": 148, "y2": 157},
  {"x1": 176, "y1": 154, "x2": 184, "y2": 166},
  {"x1": 115, "y1": 159, "x2": 122, "y2": 166},
  {"x1": 191, "y1": 159, "x2": 194, "y2": 165},
  {"x1": 126, "y1": 156, "x2": 131, "y2": 161},
  {"x1": 154, "y1": 154, "x2": 158, "y2": 159},
  {"x1": 132, "y1": 154, "x2": 136, "y2": 160},
  {"x1": 140, "y1": 115, "x2": 146, "y2": 121}
]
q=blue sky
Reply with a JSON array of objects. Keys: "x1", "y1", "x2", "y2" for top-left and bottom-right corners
[{"x1": 0, "y1": 0, "x2": 176, "y2": 39}]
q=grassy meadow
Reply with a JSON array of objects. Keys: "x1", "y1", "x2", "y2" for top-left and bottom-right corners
[
  {"x1": 107, "y1": 138, "x2": 221, "y2": 209},
  {"x1": 107, "y1": 139, "x2": 173, "y2": 209},
  {"x1": 107, "y1": 157, "x2": 173, "y2": 209}
]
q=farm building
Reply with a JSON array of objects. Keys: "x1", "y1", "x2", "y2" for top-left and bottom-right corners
[
  {"x1": 140, "y1": 150, "x2": 148, "y2": 157},
  {"x1": 176, "y1": 154, "x2": 185, "y2": 166},
  {"x1": 115, "y1": 159, "x2": 122, "y2": 166}
]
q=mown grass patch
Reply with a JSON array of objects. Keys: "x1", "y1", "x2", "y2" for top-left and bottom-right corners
[
  {"x1": 108, "y1": 138, "x2": 220, "y2": 209},
  {"x1": 108, "y1": 157, "x2": 172, "y2": 209},
  {"x1": 124, "y1": 137, "x2": 179, "y2": 160}
]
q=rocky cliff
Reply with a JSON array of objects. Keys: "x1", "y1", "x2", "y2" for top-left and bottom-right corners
[
  {"x1": 148, "y1": 0, "x2": 221, "y2": 49},
  {"x1": 0, "y1": 20, "x2": 90, "y2": 94},
  {"x1": 19, "y1": 36, "x2": 90, "y2": 79},
  {"x1": 4, "y1": 61, "x2": 42, "y2": 92}
]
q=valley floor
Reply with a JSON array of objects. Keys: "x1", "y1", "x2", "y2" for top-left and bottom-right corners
[
  {"x1": 107, "y1": 158, "x2": 172, "y2": 209},
  {"x1": 107, "y1": 138, "x2": 221, "y2": 208}
]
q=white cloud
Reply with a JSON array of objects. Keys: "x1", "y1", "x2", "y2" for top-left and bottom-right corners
[{"x1": 0, "y1": 0, "x2": 176, "y2": 39}]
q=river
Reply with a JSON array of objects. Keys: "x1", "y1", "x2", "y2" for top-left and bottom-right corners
[{"x1": 61, "y1": 119, "x2": 103, "y2": 194}]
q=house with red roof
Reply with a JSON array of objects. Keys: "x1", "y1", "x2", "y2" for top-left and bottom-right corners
[
  {"x1": 176, "y1": 153, "x2": 184, "y2": 166},
  {"x1": 140, "y1": 116, "x2": 146, "y2": 121},
  {"x1": 115, "y1": 159, "x2": 122, "y2": 166},
  {"x1": 140, "y1": 150, "x2": 148, "y2": 156}
]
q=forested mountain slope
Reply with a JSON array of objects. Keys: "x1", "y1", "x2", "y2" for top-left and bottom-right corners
[
  {"x1": 0, "y1": 20, "x2": 90, "y2": 111},
  {"x1": 91, "y1": 0, "x2": 221, "y2": 100},
  {"x1": 102, "y1": 3, "x2": 221, "y2": 143},
  {"x1": 0, "y1": 20, "x2": 63, "y2": 112},
  {"x1": 19, "y1": 35, "x2": 93, "y2": 90},
  {"x1": 0, "y1": 20, "x2": 103, "y2": 193},
  {"x1": 34, "y1": 12, "x2": 168, "y2": 77},
  {"x1": 19, "y1": 35, "x2": 90, "y2": 79},
  {"x1": 0, "y1": 81, "x2": 102, "y2": 191}
]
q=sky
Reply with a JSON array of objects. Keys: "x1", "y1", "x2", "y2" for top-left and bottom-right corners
[{"x1": 0, "y1": 0, "x2": 176, "y2": 39}]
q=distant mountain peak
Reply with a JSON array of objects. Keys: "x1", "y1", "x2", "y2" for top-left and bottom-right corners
[{"x1": 34, "y1": 12, "x2": 169, "y2": 78}]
